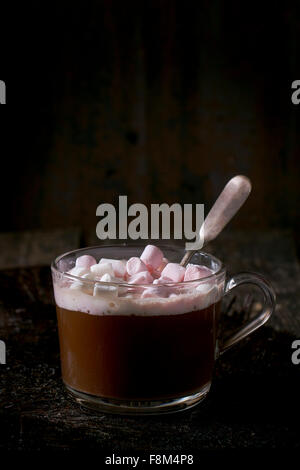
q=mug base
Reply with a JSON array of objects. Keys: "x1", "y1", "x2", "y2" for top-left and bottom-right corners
[{"x1": 65, "y1": 383, "x2": 211, "y2": 415}]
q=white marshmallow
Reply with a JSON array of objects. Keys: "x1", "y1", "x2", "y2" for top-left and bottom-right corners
[
  {"x1": 99, "y1": 258, "x2": 126, "y2": 278},
  {"x1": 82, "y1": 272, "x2": 95, "y2": 280},
  {"x1": 68, "y1": 266, "x2": 89, "y2": 277},
  {"x1": 100, "y1": 273, "x2": 112, "y2": 282},
  {"x1": 100, "y1": 273, "x2": 126, "y2": 284},
  {"x1": 93, "y1": 282, "x2": 118, "y2": 297},
  {"x1": 91, "y1": 262, "x2": 114, "y2": 277}
]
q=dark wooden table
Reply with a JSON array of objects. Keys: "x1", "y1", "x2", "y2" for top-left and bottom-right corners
[{"x1": 0, "y1": 229, "x2": 299, "y2": 451}]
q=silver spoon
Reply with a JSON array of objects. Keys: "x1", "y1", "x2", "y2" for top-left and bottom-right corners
[{"x1": 180, "y1": 175, "x2": 252, "y2": 266}]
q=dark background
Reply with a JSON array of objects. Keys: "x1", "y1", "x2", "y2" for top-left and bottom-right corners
[
  {"x1": 1, "y1": 0, "x2": 299, "y2": 245},
  {"x1": 0, "y1": 1, "x2": 300, "y2": 453}
]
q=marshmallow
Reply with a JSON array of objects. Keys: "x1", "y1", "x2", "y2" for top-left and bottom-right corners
[
  {"x1": 100, "y1": 273, "x2": 113, "y2": 282},
  {"x1": 128, "y1": 271, "x2": 154, "y2": 285},
  {"x1": 184, "y1": 264, "x2": 212, "y2": 281},
  {"x1": 157, "y1": 257, "x2": 169, "y2": 273},
  {"x1": 99, "y1": 258, "x2": 126, "y2": 278},
  {"x1": 70, "y1": 276, "x2": 93, "y2": 294},
  {"x1": 152, "y1": 258, "x2": 169, "y2": 279},
  {"x1": 91, "y1": 262, "x2": 114, "y2": 278},
  {"x1": 81, "y1": 272, "x2": 95, "y2": 280},
  {"x1": 75, "y1": 255, "x2": 97, "y2": 269},
  {"x1": 161, "y1": 263, "x2": 186, "y2": 282},
  {"x1": 93, "y1": 273, "x2": 126, "y2": 298},
  {"x1": 140, "y1": 245, "x2": 164, "y2": 271},
  {"x1": 69, "y1": 266, "x2": 90, "y2": 277},
  {"x1": 100, "y1": 273, "x2": 125, "y2": 284},
  {"x1": 126, "y1": 257, "x2": 148, "y2": 276},
  {"x1": 153, "y1": 276, "x2": 173, "y2": 284},
  {"x1": 93, "y1": 282, "x2": 118, "y2": 298},
  {"x1": 58, "y1": 244, "x2": 221, "y2": 314}
]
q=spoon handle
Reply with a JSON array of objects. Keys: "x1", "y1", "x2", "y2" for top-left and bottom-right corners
[{"x1": 180, "y1": 175, "x2": 252, "y2": 266}]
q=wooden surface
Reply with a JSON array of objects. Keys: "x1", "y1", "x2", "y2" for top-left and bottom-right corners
[{"x1": 0, "y1": 229, "x2": 299, "y2": 450}]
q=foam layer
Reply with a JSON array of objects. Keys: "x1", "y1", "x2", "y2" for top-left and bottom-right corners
[
  {"x1": 53, "y1": 245, "x2": 224, "y2": 316},
  {"x1": 53, "y1": 280, "x2": 224, "y2": 316}
]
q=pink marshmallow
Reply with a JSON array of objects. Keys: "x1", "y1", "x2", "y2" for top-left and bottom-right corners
[
  {"x1": 161, "y1": 263, "x2": 186, "y2": 283},
  {"x1": 126, "y1": 257, "x2": 148, "y2": 276},
  {"x1": 75, "y1": 255, "x2": 97, "y2": 269},
  {"x1": 128, "y1": 271, "x2": 154, "y2": 285},
  {"x1": 152, "y1": 257, "x2": 169, "y2": 278},
  {"x1": 184, "y1": 264, "x2": 213, "y2": 281},
  {"x1": 140, "y1": 245, "x2": 164, "y2": 271},
  {"x1": 159, "y1": 257, "x2": 169, "y2": 271},
  {"x1": 153, "y1": 276, "x2": 173, "y2": 284}
]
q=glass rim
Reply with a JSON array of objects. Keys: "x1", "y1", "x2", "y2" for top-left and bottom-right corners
[{"x1": 51, "y1": 244, "x2": 226, "y2": 287}]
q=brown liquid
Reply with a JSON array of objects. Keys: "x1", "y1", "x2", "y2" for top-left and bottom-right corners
[{"x1": 56, "y1": 302, "x2": 220, "y2": 400}]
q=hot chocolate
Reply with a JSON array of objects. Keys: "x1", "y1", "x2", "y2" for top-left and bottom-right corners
[
  {"x1": 51, "y1": 244, "x2": 275, "y2": 413},
  {"x1": 56, "y1": 301, "x2": 220, "y2": 400},
  {"x1": 52, "y1": 244, "x2": 224, "y2": 407}
]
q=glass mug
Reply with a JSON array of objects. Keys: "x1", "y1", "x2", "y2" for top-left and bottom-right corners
[{"x1": 51, "y1": 245, "x2": 275, "y2": 414}]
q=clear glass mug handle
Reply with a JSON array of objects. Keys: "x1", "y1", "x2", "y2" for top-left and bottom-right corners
[{"x1": 219, "y1": 272, "x2": 276, "y2": 354}]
